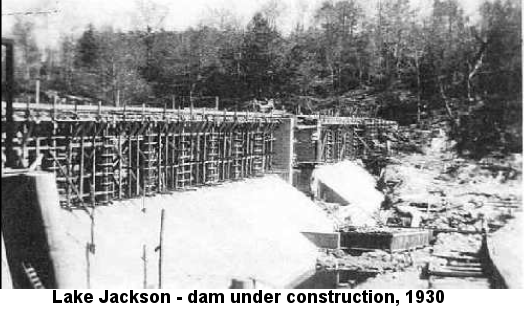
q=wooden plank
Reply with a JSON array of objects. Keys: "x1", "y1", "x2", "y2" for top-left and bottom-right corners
[
  {"x1": 66, "y1": 123, "x2": 73, "y2": 208},
  {"x1": 128, "y1": 132, "x2": 133, "y2": 197},
  {"x1": 158, "y1": 124, "x2": 163, "y2": 192},
  {"x1": 163, "y1": 124, "x2": 168, "y2": 192},
  {"x1": 428, "y1": 268, "x2": 484, "y2": 278},
  {"x1": 91, "y1": 124, "x2": 97, "y2": 204},
  {"x1": 136, "y1": 134, "x2": 140, "y2": 195}
]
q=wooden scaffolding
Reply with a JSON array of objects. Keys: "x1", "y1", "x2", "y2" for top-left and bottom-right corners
[{"x1": 1, "y1": 103, "x2": 281, "y2": 209}]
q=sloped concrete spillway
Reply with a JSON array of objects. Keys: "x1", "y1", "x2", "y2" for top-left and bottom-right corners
[
  {"x1": 311, "y1": 161, "x2": 384, "y2": 227},
  {"x1": 1, "y1": 172, "x2": 333, "y2": 289}
]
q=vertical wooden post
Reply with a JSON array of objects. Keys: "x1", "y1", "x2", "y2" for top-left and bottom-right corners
[
  {"x1": 79, "y1": 134, "x2": 85, "y2": 204},
  {"x1": 116, "y1": 89, "x2": 120, "y2": 107},
  {"x1": 171, "y1": 127, "x2": 176, "y2": 190},
  {"x1": 158, "y1": 123, "x2": 163, "y2": 193},
  {"x1": 89, "y1": 186, "x2": 96, "y2": 248},
  {"x1": 91, "y1": 122, "x2": 98, "y2": 204},
  {"x1": 128, "y1": 129, "x2": 133, "y2": 198},
  {"x1": 158, "y1": 209, "x2": 165, "y2": 289},
  {"x1": 164, "y1": 123, "x2": 169, "y2": 191},
  {"x1": 118, "y1": 127, "x2": 123, "y2": 200},
  {"x1": 66, "y1": 124, "x2": 73, "y2": 208},
  {"x1": 136, "y1": 130, "x2": 140, "y2": 196},
  {"x1": 201, "y1": 126, "x2": 206, "y2": 184},
  {"x1": 35, "y1": 137, "x2": 41, "y2": 168},
  {"x1": 85, "y1": 244, "x2": 91, "y2": 289},
  {"x1": 142, "y1": 244, "x2": 147, "y2": 289},
  {"x1": 35, "y1": 79, "x2": 40, "y2": 104},
  {"x1": 189, "y1": 91, "x2": 194, "y2": 111},
  {"x1": 86, "y1": 183, "x2": 97, "y2": 288},
  {"x1": 316, "y1": 122, "x2": 322, "y2": 163},
  {"x1": 53, "y1": 96, "x2": 57, "y2": 118}
]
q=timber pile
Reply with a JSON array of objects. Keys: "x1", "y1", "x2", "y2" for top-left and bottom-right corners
[
  {"x1": 337, "y1": 226, "x2": 430, "y2": 252},
  {"x1": 423, "y1": 233, "x2": 493, "y2": 288}
]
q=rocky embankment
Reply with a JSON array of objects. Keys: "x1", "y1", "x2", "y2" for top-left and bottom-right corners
[
  {"x1": 316, "y1": 121, "x2": 522, "y2": 288},
  {"x1": 383, "y1": 124, "x2": 521, "y2": 233}
]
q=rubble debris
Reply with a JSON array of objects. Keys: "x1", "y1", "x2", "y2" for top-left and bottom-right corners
[
  {"x1": 433, "y1": 233, "x2": 483, "y2": 255},
  {"x1": 317, "y1": 249, "x2": 414, "y2": 273},
  {"x1": 382, "y1": 124, "x2": 521, "y2": 232},
  {"x1": 315, "y1": 119, "x2": 521, "y2": 289}
]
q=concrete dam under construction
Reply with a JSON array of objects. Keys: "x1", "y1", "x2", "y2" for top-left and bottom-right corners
[
  {"x1": 1, "y1": 101, "x2": 398, "y2": 289},
  {"x1": 2, "y1": 0, "x2": 522, "y2": 291}
]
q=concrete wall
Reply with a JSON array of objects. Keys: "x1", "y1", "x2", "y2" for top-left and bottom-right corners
[
  {"x1": 272, "y1": 118, "x2": 295, "y2": 183},
  {"x1": 292, "y1": 166, "x2": 314, "y2": 195},
  {"x1": 2, "y1": 172, "x2": 85, "y2": 289},
  {"x1": 2, "y1": 172, "x2": 333, "y2": 289},
  {"x1": 1, "y1": 172, "x2": 63, "y2": 288},
  {"x1": 294, "y1": 127, "x2": 318, "y2": 163}
]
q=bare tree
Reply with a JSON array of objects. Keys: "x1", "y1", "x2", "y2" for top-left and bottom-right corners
[
  {"x1": 199, "y1": 7, "x2": 242, "y2": 31},
  {"x1": 11, "y1": 17, "x2": 41, "y2": 82},
  {"x1": 294, "y1": 0, "x2": 310, "y2": 32},
  {"x1": 260, "y1": 0, "x2": 287, "y2": 31},
  {"x1": 133, "y1": 0, "x2": 169, "y2": 31}
]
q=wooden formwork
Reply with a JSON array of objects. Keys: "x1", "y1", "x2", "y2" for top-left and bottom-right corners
[
  {"x1": 339, "y1": 229, "x2": 430, "y2": 252},
  {"x1": 319, "y1": 124, "x2": 362, "y2": 163},
  {"x1": 293, "y1": 116, "x2": 397, "y2": 166},
  {"x1": 1, "y1": 103, "x2": 281, "y2": 209}
]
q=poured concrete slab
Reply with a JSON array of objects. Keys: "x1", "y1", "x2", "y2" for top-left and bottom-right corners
[
  {"x1": 301, "y1": 232, "x2": 340, "y2": 249},
  {"x1": 4, "y1": 172, "x2": 333, "y2": 288},
  {"x1": 311, "y1": 161, "x2": 384, "y2": 226}
]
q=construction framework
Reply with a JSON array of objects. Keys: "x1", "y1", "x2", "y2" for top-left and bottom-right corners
[
  {"x1": 294, "y1": 115, "x2": 397, "y2": 165},
  {"x1": 1, "y1": 103, "x2": 282, "y2": 208}
]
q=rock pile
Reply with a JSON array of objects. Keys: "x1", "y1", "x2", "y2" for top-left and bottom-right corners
[
  {"x1": 317, "y1": 249, "x2": 414, "y2": 273},
  {"x1": 383, "y1": 125, "x2": 522, "y2": 232}
]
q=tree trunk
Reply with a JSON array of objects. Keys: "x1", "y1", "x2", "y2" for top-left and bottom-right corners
[
  {"x1": 438, "y1": 77, "x2": 459, "y2": 127},
  {"x1": 467, "y1": 48, "x2": 485, "y2": 102},
  {"x1": 415, "y1": 53, "x2": 422, "y2": 124}
]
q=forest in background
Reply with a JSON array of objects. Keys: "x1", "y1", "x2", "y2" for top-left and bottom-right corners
[{"x1": 2, "y1": 0, "x2": 522, "y2": 157}]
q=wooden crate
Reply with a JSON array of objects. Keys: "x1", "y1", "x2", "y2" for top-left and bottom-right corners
[{"x1": 340, "y1": 229, "x2": 430, "y2": 252}]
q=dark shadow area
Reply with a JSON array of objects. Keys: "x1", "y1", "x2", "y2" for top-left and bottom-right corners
[{"x1": 1, "y1": 174, "x2": 57, "y2": 288}]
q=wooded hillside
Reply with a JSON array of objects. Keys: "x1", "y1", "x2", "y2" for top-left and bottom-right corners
[{"x1": 2, "y1": 0, "x2": 522, "y2": 156}]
